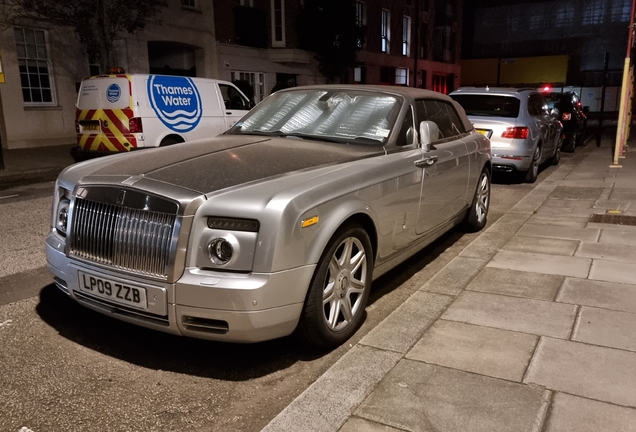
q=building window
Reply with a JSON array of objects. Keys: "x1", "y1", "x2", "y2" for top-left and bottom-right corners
[
  {"x1": 355, "y1": 1, "x2": 366, "y2": 26},
  {"x1": 354, "y1": 67, "x2": 362, "y2": 82},
  {"x1": 381, "y1": 9, "x2": 390, "y2": 53},
  {"x1": 402, "y1": 16, "x2": 411, "y2": 56},
  {"x1": 555, "y1": 5, "x2": 575, "y2": 27},
  {"x1": 181, "y1": 0, "x2": 196, "y2": 7},
  {"x1": 231, "y1": 71, "x2": 266, "y2": 103},
  {"x1": 237, "y1": 0, "x2": 253, "y2": 6},
  {"x1": 14, "y1": 27, "x2": 55, "y2": 105},
  {"x1": 395, "y1": 68, "x2": 408, "y2": 86},
  {"x1": 583, "y1": 0, "x2": 604, "y2": 25},
  {"x1": 271, "y1": 0, "x2": 286, "y2": 47},
  {"x1": 611, "y1": 0, "x2": 631, "y2": 22}
]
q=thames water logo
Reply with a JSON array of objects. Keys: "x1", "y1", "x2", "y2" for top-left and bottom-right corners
[
  {"x1": 106, "y1": 83, "x2": 121, "y2": 103},
  {"x1": 148, "y1": 75, "x2": 202, "y2": 133}
]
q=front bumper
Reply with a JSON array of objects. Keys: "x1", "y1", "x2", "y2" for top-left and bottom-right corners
[{"x1": 46, "y1": 233, "x2": 314, "y2": 343}]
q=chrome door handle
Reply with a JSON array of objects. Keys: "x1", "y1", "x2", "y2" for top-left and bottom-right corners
[{"x1": 415, "y1": 156, "x2": 438, "y2": 168}]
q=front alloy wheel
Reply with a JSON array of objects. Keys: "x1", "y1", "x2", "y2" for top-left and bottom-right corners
[
  {"x1": 297, "y1": 224, "x2": 373, "y2": 347},
  {"x1": 463, "y1": 168, "x2": 490, "y2": 232}
]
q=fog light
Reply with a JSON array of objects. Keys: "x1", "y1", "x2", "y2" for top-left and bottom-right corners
[{"x1": 208, "y1": 238, "x2": 233, "y2": 265}]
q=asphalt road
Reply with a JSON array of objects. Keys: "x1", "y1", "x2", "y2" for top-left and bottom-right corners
[{"x1": 0, "y1": 156, "x2": 573, "y2": 432}]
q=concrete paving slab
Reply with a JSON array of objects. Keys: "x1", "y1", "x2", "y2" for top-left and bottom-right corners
[
  {"x1": 503, "y1": 236, "x2": 579, "y2": 256},
  {"x1": 516, "y1": 224, "x2": 600, "y2": 242},
  {"x1": 542, "y1": 198, "x2": 595, "y2": 208},
  {"x1": 467, "y1": 267, "x2": 563, "y2": 301},
  {"x1": 573, "y1": 306, "x2": 636, "y2": 352},
  {"x1": 557, "y1": 278, "x2": 636, "y2": 314},
  {"x1": 589, "y1": 259, "x2": 636, "y2": 285},
  {"x1": 488, "y1": 250, "x2": 591, "y2": 278},
  {"x1": 407, "y1": 320, "x2": 538, "y2": 382},
  {"x1": 262, "y1": 345, "x2": 402, "y2": 432},
  {"x1": 442, "y1": 291, "x2": 577, "y2": 339},
  {"x1": 355, "y1": 360, "x2": 550, "y2": 432},
  {"x1": 339, "y1": 417, "x2": 403, "y2": 432},
  {"x1": 599, "y1": 229, "x2": 636, "y2": 246},
  {"x1": 458, "y1": 233, "x2": 510, "y2": 260},
  {"x1": 557, "y1": 180, "x2": 610, "y2": 188},
  {"x1": 549, "y1": 186, "x2": 605, "y2": 200},
  {"x1": 576, "y1": 242, "x2": 636, "y2": 263},
  {"x1": 587, "y1": 222, "x2": 636, "y2": 232},
  {"x1": 510, "y1": 195, "x2": 552, "y2": 214},
  {"x1": 419, "y1": 257, "x2": 485, "y2": 296},
  {"x1": 534, "y1": 205, "x2": 602, "y2": 217},
  {"x1": 544, "y1": 392, "x2": 636, "y2": 432},
  {"x1": 485, "y1": 212, "x2": 532, "y2": 237},
  {"x1": 525, "y1": 216, "x2": 587, "y2": 228},
  {"x1": 525, "y1": 337, "x2": 636, "y2": 408},
  {"x1": 359, "y1": 291, "x2": 453, "y2": 353},
  {"x1": 610, "y1": 188, "x2": 636, "y2": 200}
]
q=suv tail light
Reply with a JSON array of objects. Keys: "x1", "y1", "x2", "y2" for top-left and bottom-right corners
[
  {"x1": 129, "y1": 117, "x2": 143, "y2": 133},
  {"x1": 562, "y1": 112, "x2": 572, "y2": 121},
  {"x1": 501, "y1": 127, "x2": 529, "y2": 139}
]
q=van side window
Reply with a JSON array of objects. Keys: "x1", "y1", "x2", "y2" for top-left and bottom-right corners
[
  {"x1": 415, "y1": 99, "x2": 465, "y2": 139},
  {"x1": 219, "y1": 84, "x2": 249, "y2": 110}
]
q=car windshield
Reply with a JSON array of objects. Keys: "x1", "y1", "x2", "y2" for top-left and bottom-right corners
[
  {"x1": 227, "y1": 89, "x2": 402, "y2": 145},
  {"x1": 450, "y1": 94, "x2": 520, "y2": 118}
]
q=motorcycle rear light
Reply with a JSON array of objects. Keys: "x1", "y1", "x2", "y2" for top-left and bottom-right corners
[
  {"x1": 129, "y1": 117, "x2": 143, "y2": 133},
  {"x1": 562, "y1": 112, "x2": 572, "y2": 121},
  {"x1": 501, "y1": 127, "x2": 529, "y2": 139}
]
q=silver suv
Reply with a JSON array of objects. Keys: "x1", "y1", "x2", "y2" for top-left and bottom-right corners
[{"x1": 450, "y1": 87, "x2": 562, "y2": 183}]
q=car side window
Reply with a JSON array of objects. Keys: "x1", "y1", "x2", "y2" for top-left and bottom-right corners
[
  {"x1": 415, "y1": 99, "x2": 466, "y2": 140},
  {"x1": 219, "y1": 84, "x2": 249, "y2": 110},
  {"x1": 527, "y1": 94, "x2": 540, "y2": 116},
  {"x1": 395, "y1": 106, "x2": 415, "y2": 146}
]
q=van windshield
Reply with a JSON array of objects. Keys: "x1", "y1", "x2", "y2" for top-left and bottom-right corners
[
  {"x1": 227, "y1": 89, "x2": 402, "y2": 145},
  {"x1": 77, "y1": 77, "x2": 131, "y2": 110}
]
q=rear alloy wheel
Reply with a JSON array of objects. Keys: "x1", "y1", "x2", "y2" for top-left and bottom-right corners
[
  {"x1": 524, "y1": 144, "x2": 542, "y2": 183},
  {"x1": 463, "y1": 168, "x2": 490, "y2": 232},
  {"x1": 562, "y1": 133, "x2": 576, "y2": 153},
  {"x1": 297, "y1": 224, "x2": 373, "y2": 348}
]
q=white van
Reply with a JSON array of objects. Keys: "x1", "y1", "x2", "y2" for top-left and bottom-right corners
[{"x1": 73, "y1": 74, "x2": 251, "y2": 159}]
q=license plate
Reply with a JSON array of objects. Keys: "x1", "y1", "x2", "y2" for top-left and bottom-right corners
[
  {"x1": 476, "y1": 129, "x2": 490, "y2": 137},
  {"x1": 82, "y1": 124, "x2": 100, "y2": 132},
  {"x1": 78, "y1": 271, "x2": 148, "y2": 310}
]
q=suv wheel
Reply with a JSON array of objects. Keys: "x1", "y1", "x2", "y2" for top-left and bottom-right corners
[{"x1": 524, "y1": 145, "x2": 541, "y2": 183}]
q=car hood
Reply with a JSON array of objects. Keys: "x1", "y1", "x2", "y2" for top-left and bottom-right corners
[{"x1": 66, "y1": 135, "x2": 383, "y2": 195}]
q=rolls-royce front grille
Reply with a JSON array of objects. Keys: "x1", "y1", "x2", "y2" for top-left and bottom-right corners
[{"x1": 70, "y1": 198, "x2": 176, "y2": 279}]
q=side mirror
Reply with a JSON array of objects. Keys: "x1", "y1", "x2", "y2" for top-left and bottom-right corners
[
  {"x1": 419, "y1": 120, "x2": 439, "y2": 152},
  {"x1": 405, "y1": 126, "x2": 418, "y2": 146}
]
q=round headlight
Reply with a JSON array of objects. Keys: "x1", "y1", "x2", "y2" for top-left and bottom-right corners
[
  {"x1": 56, "y1": 199, "x2": 70, "y2": 234},
  {"x1": 208, "y1": 238, "x2": 233, "y2": 265}
]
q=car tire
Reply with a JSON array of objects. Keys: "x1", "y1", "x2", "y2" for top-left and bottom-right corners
[
  {"x1": 160, "y1": 136, "x2": 184, "y2": 147},
  {"x1": 297, "y1": 224, "x2": 373, "y2": 348},
  {"x1": 576, "y1": 130, "x2": 586, "y2": 147},
  {"x1": 551, "y1": 138, "x2": 562, "y2": 165},
  {"x1": 463, "y1": 167, "x2": 490, "y2": 232},
  {"x1": 523, "y1": 144, "x2": 542, "y2": 183},
  {"x1": 562, "y1": 134, "x2": 576, "y2": 153}
]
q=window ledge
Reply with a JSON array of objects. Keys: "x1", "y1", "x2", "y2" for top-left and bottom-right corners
[{"x1": 24, "y1": 105, "x2": 62, "y2": 111}]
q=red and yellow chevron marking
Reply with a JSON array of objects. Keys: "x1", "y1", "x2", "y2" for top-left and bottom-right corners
[{"x1": 77, "y1": 74, "x2": 138, "y2": 152}]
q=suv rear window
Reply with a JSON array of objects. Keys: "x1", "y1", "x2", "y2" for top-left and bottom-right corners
[{"x1": 450, "y1": 95, "x2": 520, "y2": 118}]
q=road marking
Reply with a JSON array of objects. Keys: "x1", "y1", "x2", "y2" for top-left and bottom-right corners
[
  {"x1": 0, "y1": 319, "x2": 13, "y2": 327},
  {"x1": 0, "y1": 194, "x2": 19, "y2": 200}
]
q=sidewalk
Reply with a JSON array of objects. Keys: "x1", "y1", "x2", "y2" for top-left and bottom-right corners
[
  {"x1": 0, "y1": 143, "x2": 76, "y2": 186},
  {"x1": 264, "y1": 136, "x2": 636, "y2": 432}
]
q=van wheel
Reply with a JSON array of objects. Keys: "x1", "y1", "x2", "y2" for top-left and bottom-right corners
[
  {"x1": 296, "y1": 224, "x2": 373, "y2": 348},
  {"x1": 160, "y1": 137, "x2": 184, "y2": 147}
]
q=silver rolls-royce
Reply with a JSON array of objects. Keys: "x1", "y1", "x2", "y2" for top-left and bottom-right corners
[{"x1": 46, "y1": 85, "x2": 491, "y2": 347}]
